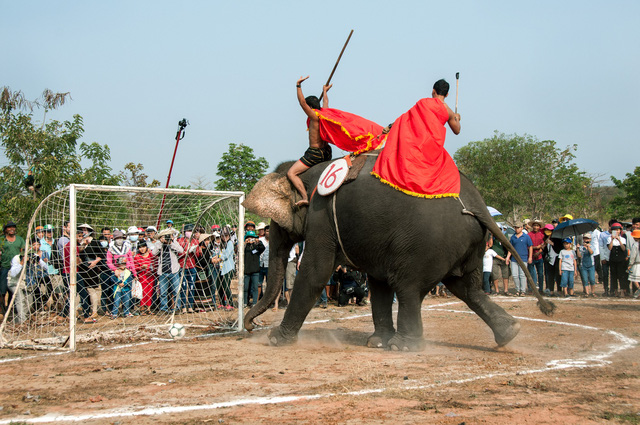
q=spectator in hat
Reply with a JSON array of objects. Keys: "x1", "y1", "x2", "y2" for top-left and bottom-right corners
[
  {"x1": 551, "y1": 218, "x2": 559, "y2": 228},
  {"x1": 577, "y1": 232, "x2": 597, "y2": 297},
  {"x1": 628, "y1": 229, "x2": 640, "y2": 298},
  {"x1": 528, "y1": 220, "x2": 545, "y2": 292},
  {"x1": 77, "y1": 224, "x2": 103, "y2": 322},
  {"x1": 35, "y1": 225, "x2": 44, "y2": 242},
  {"x1": 256, "y1": 223, "x2": 269, "y2": 299},
  {"x1": 505, "y1": 221, "x2": 533, "y2": 297},
  {"x1": 243, "y1": 230, "x2": 265, "y2": 307},
  {"x1": 127, "y1": 226, "x2": 141, "y2": 252},
  {"x1": 105, "y1": 230, "x2": 135, "y2": 313},
  {"x1": 542, "y1": 224, "x2": 562, "y2": 295},
  {"x1": 150, "y1": 228, "x2": 184, "y2": 313},
  {"x1": 110, "y1": 257, "x2": 134, "y2": 318},
  {"x1": 0, "y1": 221, "x2": 25, "y2": 316},
  {"x1": 559, "y1": 238, "x2": 577, "y2": 297},
  {"x1": 145, "y1": 226, "x2": 157, "y2": 243},
  {"x1": 166, "y1": 220, "x2": 174, "y2": 229},
  {"x1": 607, "y1": 222, "x2": 629, "y2": 297},
  {"x1": 559, "y1": 214, "x2": 573, "y2": 223}
]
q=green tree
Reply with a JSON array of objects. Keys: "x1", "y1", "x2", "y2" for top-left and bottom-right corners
[
  {"x1": 0, "y1": 87, "x2": 120, "y2": 228},
  {"x1": 215, "y1": 143, "x2": 268, "y2": 193},
  {"x1": 608, "y1": 166, "x2": 640, "y2": 219},
  {"x1": 453, "y1": 132, "x2": 592, "y2": 222},
  {"x1": 119, "y1": 162, "x2": 161, "y2": 188}
]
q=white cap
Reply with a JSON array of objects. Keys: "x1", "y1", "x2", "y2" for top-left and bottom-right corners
[
  {"x1": 146, "y1": 226, "x2": 158, "y2": 232},
  {"x1": 127, "y1": 226, "x2": 140, "y2": 234}
]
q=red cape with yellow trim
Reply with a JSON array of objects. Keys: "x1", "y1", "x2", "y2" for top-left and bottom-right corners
[
  {"x1": 313, "y1": 108, "x2": 385, "y2": 155},
  {"x1": 371, "y1": 98, "x2": 460, "y2": 198}
]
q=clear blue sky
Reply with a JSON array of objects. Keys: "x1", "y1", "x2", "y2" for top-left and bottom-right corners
[{"x1": 2, "y1": 1, "x2": 638, "y2": 188}]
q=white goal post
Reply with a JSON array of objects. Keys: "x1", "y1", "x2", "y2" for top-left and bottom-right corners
[{"x1": 0, "y1": 184, "x2": 246, "y2": 351}]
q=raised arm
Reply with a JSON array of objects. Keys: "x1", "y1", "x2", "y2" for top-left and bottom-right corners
[
  {"x1": 322, "y1": 84, "x2": 332, "y2": 108},
  {"x1": 445, "y1": 103, "x2": 461, "y2": 135},
  {"x1": 296, "y1": 76, "x2": 318, "y2": 121}
]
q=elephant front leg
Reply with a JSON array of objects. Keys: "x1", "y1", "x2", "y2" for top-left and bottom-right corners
[
  {"x1": 272, "y1": 245, "x2": 336, "y2": 346},
  {"x1": 367, "y1": 276, "x2": 396, "y2": 348},
  {"x1": 387, "y1": 293, "x2": 427, "y2": 351}
]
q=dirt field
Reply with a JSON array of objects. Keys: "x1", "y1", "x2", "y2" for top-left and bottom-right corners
[{"x1": 0, "y1": 295, "x2": 639, "y2": 424}]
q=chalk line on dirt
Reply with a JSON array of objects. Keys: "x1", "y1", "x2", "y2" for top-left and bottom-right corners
[{"x1": 1, "y1": 299, "x2": 637, "y2": 424}]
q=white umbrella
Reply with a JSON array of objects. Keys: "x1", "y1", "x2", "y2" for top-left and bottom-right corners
[{"x1": 487, "y1": 206, "x2": 502, "y2": 217}]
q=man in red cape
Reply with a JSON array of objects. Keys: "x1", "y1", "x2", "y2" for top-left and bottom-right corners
[
  {"x1": 372, "y1": 79, "x2": 461, "y2": 198},
  {"x1": 288, "y1": 76, "x2": 384, "y2": 207}
]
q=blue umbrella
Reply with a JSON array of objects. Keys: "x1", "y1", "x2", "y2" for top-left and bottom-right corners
[
  {"x1": 551, "y1": 218, "x2": 599, "y2": 239},
  {"x1": 487, "y1": 206, "x2": 502, "y2": 217}
]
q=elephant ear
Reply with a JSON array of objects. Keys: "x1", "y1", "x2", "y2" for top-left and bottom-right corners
[{"x1": 243, "y1": 173, "x2": 297, "y2": 233}]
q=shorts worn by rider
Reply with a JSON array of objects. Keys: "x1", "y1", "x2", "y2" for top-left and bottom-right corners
[{"x1": 299, "y1": 144, "x2": 332, "y2": 168}]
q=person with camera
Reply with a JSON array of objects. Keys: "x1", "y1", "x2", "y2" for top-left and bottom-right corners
[
  {"x1": 6, "y1": 236, "x2": 49, "y2": 323},
  {"x1": 25, "y1": 235, "x2": 50, "y2": 312},
  {"x1": 151, "y1": 228, "x2": 184, "y2": 314},
  {"x1": 607, "y1": 222, "x2": 629, "y2": 297},
  {"x1": 77, "y1": 224, "x2": 103, "y2": 322},
  {"x1": 335, "y1": 265, "x2": 367, "y2": 307},
  {"x1": 243, "y1": 230, "x2": 265, "y2": 308}
]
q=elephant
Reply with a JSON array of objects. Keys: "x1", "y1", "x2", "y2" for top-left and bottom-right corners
[{"x1": 243, "y1": 154, "x2": 554, "y2": 351}]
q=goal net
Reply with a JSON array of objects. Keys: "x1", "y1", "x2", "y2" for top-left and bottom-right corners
[{"x1": 0, "y1": 184, "x2": 246, "y2": 350}]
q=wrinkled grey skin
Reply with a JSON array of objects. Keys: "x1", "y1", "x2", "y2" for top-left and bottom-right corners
[{"x1": 243, "y1": 156, "x2": 554, "y2": 351}]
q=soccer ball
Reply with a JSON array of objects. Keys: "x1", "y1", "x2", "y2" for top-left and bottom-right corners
[{"x1": 168, "y1": 323, "x2": 186, "y2": 339}]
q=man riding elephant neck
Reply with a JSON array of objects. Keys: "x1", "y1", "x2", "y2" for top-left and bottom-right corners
[
  {"x1": 287, "y1": 76, "x2": 333, "y2": 208},
  {"x1": 288, "y1": 76, "x2": 386, "y2": 208},
  {"x1": 372, "y1": 79, "x2": 462, "y2": 199}
]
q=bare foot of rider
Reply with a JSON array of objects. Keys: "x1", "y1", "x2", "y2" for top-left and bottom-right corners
[{"x1": 294, "y1": 199, "x2": 309, "y2": 207}]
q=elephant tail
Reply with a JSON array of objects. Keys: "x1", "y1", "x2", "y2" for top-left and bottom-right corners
[{"x1": 472, "y1": 207, "x2": 556, "y2": 316}]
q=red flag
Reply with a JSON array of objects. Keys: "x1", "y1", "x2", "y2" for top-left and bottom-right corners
[
  {"x1": 371, "y1": 98, "x2": 460, "y2": 198},
  {"x1": 313, "y1": 108, "x2": 385, "y2": 155}
]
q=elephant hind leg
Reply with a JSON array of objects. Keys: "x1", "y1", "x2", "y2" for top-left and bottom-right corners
[
  {"x1": 367, "y1": 275, "x2": 395, "y2": 348},
  {"x1": 443, "y1": 271, "x2": 520, "y2": 347}
]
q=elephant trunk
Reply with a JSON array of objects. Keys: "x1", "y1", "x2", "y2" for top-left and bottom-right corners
[{"x1": 244, "y1": 221, "x2": 295, "y2": 331}]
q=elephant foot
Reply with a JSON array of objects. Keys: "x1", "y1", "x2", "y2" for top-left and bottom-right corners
[
  {"x1": 387, "y1": 334, "x2": 426, "y2": 352},
  {"x1": 268, "y1": 327, "x2": 298, "y2": 347},
  {"x1": 367, "y1": 332, "x2": 395, "y2": 349},
  {"x1": 493, "y1": 319, "x2": 521, "y2": 347}
]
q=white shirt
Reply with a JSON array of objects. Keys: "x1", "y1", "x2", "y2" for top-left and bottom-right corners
[
  {"x1": 590, "y1": 229, "x2": 601, "y2": 256},
  {"x1": 483, "y1": 249, "x2": 498, "y2": 272},
  {"x1": 287, "y1": 246, "x2": 297, "y2": 263}
]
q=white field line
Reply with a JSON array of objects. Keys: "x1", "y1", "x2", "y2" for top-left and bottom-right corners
[{"x1": 1, "y1": 299, "x2": 637, "y2": 423}]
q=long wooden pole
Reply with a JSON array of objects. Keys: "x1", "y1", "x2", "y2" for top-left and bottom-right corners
[{"x1": 319, "y1": 29, "x2": 354, "y2": 102}]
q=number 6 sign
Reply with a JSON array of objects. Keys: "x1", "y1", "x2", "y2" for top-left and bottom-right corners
[{"x1": 317, "y1": 158, "x2": 349, "y2": 196}]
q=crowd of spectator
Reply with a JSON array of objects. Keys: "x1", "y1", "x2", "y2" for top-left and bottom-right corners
[
  {"x1": 483, "y1": 216, "x2": 640, "y2": 299},
  {"x1": 0, "y1": 220, "x2": 243, "y2": 324},
  {"x1": 2, "y1": 214, "x2": 637, "y2": 326}
]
